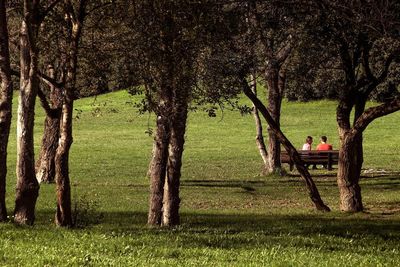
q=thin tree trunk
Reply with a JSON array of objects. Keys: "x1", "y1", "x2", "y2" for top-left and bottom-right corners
[
  {"x1": 36, "y1": 112, "x2": 60, "y2": 183},
  {"x1": 14, "y1": 5, "x2": 40, "y2": 225},
  {"x1": 55, "y1": 1, "x2": 87, "y2": 226},
  {"x1": 36, "y1": 65, "x2": 61, "y2": 184},
  {"x1": 55, "y1": 100, "x2": 73, "y2": 226},
  {"x1": 0, "y1": 0, "x2": 12, "y2": 221},
  {"x1": 251, "y1": 73, "x2": 268, "y2": 173},
  {"x1": 162, "y1": 101, "x2": 188, "y2": 226},
  {"x1": 265, "y1": 63, "x2": 283, "y2": 175},
  {"x1": 242, "y1": 76, "x2": 330, "y2": 211}
]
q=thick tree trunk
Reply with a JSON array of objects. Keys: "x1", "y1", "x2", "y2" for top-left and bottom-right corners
[
  {"x1": 55, "y1": 100, "x2": 73, "y2": 226},
  {"x1": 14, "y1": 10, "x2": 40, "y2": 225},
  {"x1": 337, "y1": 129, "x2": 363, "y2": 212},
  {"x1": 250, "y1": 73, "x2": 268, "y2": 173},
  {"x1": 36, "y1": 65, "x2": 61, "y2": 183},
  {"x1": 0, "y1": 0, "x2": 12, "y2": 221},
  {"x1": 162, "y1": 101, "x2": 188, "y2": 226},
  {"x1": 265, "y1": 63, "x2": 283, "y2": 174},
  {"x1": 336, "y1": 97, "x2": 365, "y2": 212}
]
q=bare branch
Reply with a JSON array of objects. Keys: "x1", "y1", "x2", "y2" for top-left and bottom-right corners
[
  {"x1": 352, "y1": 96, "x2": 400, "y2": 135},
  {"x1": 38, "y1": 71, "x2": 64, "y2": 91},
  {"x1": 37, "y1": 87, "x2": 53, "y2": 115}
]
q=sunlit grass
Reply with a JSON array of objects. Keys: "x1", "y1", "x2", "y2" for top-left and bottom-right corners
[{"x1": 0, "y1": 90, "x2": 399, "y2": 266}]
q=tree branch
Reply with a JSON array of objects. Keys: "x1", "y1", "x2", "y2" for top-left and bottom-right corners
[
  {"x1": 37, "y1": 87, "x2": 53, "y2": 115},
  {"x1": 352, "y1": 96, "x2": 400, "y2": 135},
  {"x1": 38, "y1": 71, "x2": 64, "y2": 90},
  {"x1": 276, "y1": 37, "x2": 293, "y2": 65},
  {"x1": 40, "y1": 0, "x2": 63, "y2": 22},
  {"x1": 11, "y1": 68, "x2": 64, "y2": 90}
]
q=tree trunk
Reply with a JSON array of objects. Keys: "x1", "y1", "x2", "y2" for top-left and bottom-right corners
[
  {"x1": 147, "y1": 94, "x2": 171, "y2": 226},
  {"x1": 36, "y1": 113, "x2": 60, "y2": 183},
  {"x1": 54, "y1": 100, "x2": 73, "y2": 226},
  {"x1": 0, "y1": 0, "x2": 12, "y2": 221},
  {"x1": 337, "y1": 129, "x2": 363, "y2": 212},
  {"x1": 265, "y1": 63, "x2": 283, "y2": 174},
  {"x1": 54, "y1": 1, "x2": 87, "y2": 226},
  {"x1": 14, "y1": 7, "x2": 40, "y2": 225},
  {"x1": 162, "y1": 101, "x2": 188, "y2": 226},
  {"x1": 36, "y1": 65, "x2": 61, "y2": 184},
  {"x1": 251, "y1": 73, "x2": 268, "y2": 173},
  {"x1": 336, "y1": 97, "x2": 365, "y2": 212}
]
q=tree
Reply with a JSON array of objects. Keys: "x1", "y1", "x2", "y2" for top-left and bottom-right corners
[
  {"x1": 15, "y1": 0, "x2": 62, "y2": 225},
  {"x1": 249, "y1": 1, "x2": 296, "y2": 175},
  {"x1": 130, "y1": 0, "x2": 210, "y2": 226},
  {"x1": 0, "y1": 0, "x2": 13, "y2": 221},
  {"x1": 315, "y1": 0, "x2": 400, "y2": 211},
  {"x1": 52, "y1": 0, "x2": 88, "y2": 226},
  {"x1": 36, "y1": 1, "x2": 115, "y2": 186}
]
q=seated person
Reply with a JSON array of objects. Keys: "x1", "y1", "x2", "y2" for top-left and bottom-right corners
[
  {"x1": 302, "y1": 136, "x2": 313, "y2": 150},
  {"x1": 316, "y1": 136, "x2": 333, "y2": 169},
  {"x1": 316, "y1": 136, "x2": 333, "y2": 150},
  {"x1": 302, "y1": 136, "x2": 317, "y2": 169}
]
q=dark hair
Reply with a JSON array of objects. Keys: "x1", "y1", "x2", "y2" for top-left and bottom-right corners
[
  {"x1": 306, "y1": 136, "x2": 313, "y2": 143},
  {"x1": 321, "y1": 136, "x2": 327, "y2": 142}
]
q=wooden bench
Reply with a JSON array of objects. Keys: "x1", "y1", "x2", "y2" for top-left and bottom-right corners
[{"x1": 280, "y1": 150, "x2": 339, "y2": 171}]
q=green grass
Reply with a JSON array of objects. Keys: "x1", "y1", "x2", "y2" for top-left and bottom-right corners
[{"x1": 1, "y1": 90, "x2": 399, "y2": 266}]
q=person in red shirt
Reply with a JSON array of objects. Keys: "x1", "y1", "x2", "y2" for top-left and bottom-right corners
[{"x1": 316, "y1": 136, "x2": 333, "y2": 150}]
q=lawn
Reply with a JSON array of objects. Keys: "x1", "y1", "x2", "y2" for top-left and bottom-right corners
[{"x1": 0, "y1": 90, "x2": 399, "y2": 266}]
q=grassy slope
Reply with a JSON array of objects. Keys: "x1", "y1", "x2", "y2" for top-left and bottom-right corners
[{"x1": 0, "y1": 90, "x2": 399, "y2": 266}]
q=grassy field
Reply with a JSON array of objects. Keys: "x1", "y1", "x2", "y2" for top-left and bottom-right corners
[{"x1": 0, "y1": 90, "x2": 399, "y2": 266}]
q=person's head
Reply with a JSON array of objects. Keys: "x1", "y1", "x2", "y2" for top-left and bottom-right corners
[
  {"x1": 306, "y1": 136, "x2": 313, "y2": 144},
  {"x1": 321, "y1": 136, "x2": 327, "y2": 143}
]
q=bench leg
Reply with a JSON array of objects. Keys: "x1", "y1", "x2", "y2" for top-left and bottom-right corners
[{"x1": 328, "y1": 153, "x2": 333, "y2": 170}]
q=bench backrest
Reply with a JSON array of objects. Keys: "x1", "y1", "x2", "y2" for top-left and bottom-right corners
[{"x1": 281, "y1": 150, "x2": 339, "y2": 163}]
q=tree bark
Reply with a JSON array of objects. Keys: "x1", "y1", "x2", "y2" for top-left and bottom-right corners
[
  {"x1": 14, "y1": 2, "x2": 40, "y2": 225},
  {"x1": 162, "y1": 99, "x2": 188, "y2": 226},
  {"x1": 337, "y1": 129, "x2": 363, "y2": 212},
  {"x1": 251, "y1": 73, "x2": 269, "y2": 173},
  {"x1": 265, "y1": 62, "x2": 284, "y2": 175},
  {"x1": 36, "y1": 65, "x2": 62, "y2": 184},
  {"x1": 0, "y1": 0, "x2": 12, "y2": 221},
  {"x1": 55, "y1": 99, "x2": 73, "y2": 226},
  {"x1": 242, "y1": 75, "x2": 330, "y2": 211},
  {"x1": 147, "y1": 89, "x2": 172, "y2": 226}
]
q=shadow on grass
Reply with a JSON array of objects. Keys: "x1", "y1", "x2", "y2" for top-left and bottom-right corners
[
  {"x1": 181, "y1": 178, "x2": 340, "y2": 190},
  {"x1": 181, "y1": 173, "x2": 400, "y2": 190},
  {"x1": 33, "y1": 209, "x2": 400, "y2": 236},
  {"x1": 9, "y1": 208, "x2": 396, "y2": 255}
]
